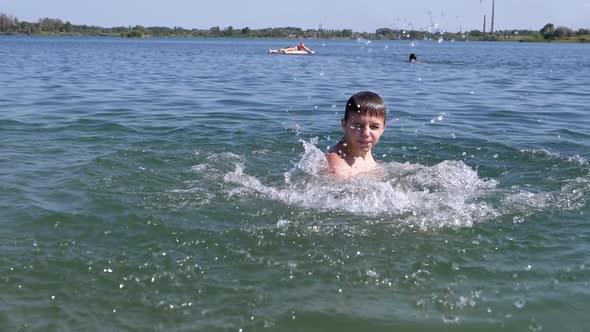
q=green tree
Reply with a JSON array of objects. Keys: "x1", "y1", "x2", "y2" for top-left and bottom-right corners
[
  {"x1": 63, "y1": 21, "x2": 73, "y2": 33},
  {"x1": 540, "y1": 23, "x2": 555, "y2": 39},
  {"x1": 223, "y1": 25, "x2": 233, "y2": 36},
  {"x1": 469, "y1": 29, "x2": 484, "y2": 37},
  {"x1": 209, "y1": 26, "x2": 221, "y2": 36},
  {"x1": 0, "y1": 13, "x2": 18, "y2": 31},
  {"x1": 38, "y1": 17, "x2": 63, "y2": 32},
  {"x1": 126, "y1": 29, "x2": 144, "y2": 38},
  {"x1": 553, "y1": 26, "x2": 572, "y2": 39}
]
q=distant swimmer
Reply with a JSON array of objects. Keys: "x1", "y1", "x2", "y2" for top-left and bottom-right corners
[
  {"x1": 296, "y1": 43, "x2": 314, "y2": 53},
  {"x1": 409, "y1": 53, "x2": 418, "y2": 62}
]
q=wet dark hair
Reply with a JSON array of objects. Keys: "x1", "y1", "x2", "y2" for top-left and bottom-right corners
[
  {"x1": 344, "y1": 91, "x2": 387, "y2": 123},
  {"x1": 409, "y1": 53, "x2": 417, "y2": 61}
]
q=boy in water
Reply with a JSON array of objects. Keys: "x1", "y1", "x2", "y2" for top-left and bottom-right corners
[{"x1": 327, "y1": 91, "x2": 387, "y2": 177}]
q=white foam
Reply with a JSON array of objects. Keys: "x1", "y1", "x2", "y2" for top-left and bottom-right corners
[
  {"x1": 203, "y1": 140, "x2": 589, "y2": 230},
  {"x1": 223, "y1": 140, "x2": 501, "y2": 229}
]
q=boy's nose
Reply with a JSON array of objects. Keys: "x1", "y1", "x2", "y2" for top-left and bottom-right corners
[{"x1": 360, "y1": 127, "x2": 370, "y2": 137}]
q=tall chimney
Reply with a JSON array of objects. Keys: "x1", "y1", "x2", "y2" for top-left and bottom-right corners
[
  {"x1": 491, "y1": 0, "x2": 495, "y2": 33},
  {"x1": 483, "y1": 15, "x2": 486, "y2": 33}
]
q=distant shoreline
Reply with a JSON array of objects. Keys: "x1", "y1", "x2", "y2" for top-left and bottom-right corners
[
  {"x1": 1, "y1": 14, "x2": 588, "y2": 43},
  {"x1": 1, "y1": 31, "x2": 588, "y2": 43}
]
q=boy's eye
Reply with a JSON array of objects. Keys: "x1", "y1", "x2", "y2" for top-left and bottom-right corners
[{"x1": 371, "y1": 125, "x2": 380, "y2": 130}]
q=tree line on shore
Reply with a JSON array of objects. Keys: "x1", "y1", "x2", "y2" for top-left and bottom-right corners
[{"x1": 1, "y1": 13, "x2": 588, "y2": 42}]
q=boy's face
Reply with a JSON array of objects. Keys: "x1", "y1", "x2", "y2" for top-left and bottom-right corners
[{"x1": 341, "y1": 112, "x2": 386, "y2": 154}]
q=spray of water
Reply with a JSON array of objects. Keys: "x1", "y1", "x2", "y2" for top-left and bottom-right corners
[{"x1": 192, "y1": 140, "x2": 588, "y2": 230}]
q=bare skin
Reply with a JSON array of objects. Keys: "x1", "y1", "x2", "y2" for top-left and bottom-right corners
[{"x1": 327, "y1": 112, "x2": 386, "y2": 177}]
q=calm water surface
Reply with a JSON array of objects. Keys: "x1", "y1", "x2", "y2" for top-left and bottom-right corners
[{"x1": 1, "y1": 36, "x2": 589, "y2": 331}]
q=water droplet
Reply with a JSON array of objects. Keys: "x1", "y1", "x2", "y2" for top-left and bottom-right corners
[
  {"x1": 416, "y1": 299, "x2": 426, "y2": 308},
  {"x1": 514, "y1": 298, "x2": 525, "y2": 309}
]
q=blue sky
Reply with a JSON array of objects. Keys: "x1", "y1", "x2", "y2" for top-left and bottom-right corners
[{"x1": 1, "y1": 0, "x2": 588, "y2": 32}]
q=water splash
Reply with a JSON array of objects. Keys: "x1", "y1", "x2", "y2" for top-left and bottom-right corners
[
  {"x1": 222, "y1": 140, "x2": 500, "y2": 229},
  {"x1": 203, "y1": 140, "x2": 589, "y2": 230}
]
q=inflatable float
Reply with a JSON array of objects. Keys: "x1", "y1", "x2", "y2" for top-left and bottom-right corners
[{"x1": 268, "y1": 48, "x2": 315, "y2": 55}]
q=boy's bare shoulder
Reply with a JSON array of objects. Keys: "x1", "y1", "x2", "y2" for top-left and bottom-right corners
[{"x1": 326, "y1": 150, "x2": 352, "y2": 177}]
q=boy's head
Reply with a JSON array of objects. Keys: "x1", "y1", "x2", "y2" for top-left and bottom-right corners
[
  {"x1": 341, "y1": 91, "x2": 387, "y2": 154},
  {"x1": 344, "y1": 91, "x2": 387, "y2": 124}
]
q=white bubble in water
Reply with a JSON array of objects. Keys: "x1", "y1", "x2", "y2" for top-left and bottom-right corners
[
  {"x1": 366, "y1": 270, "x2": 379, "y2": 278},
  {"x1": 276, "y1": 219, "x2": 290, "y2": 228},
  {"x1": 442, "y1": 315, "x2": 459, "y2": 323},
  {"x1": 514, "y1": 298, "x2": 525, "y2": 309}
]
